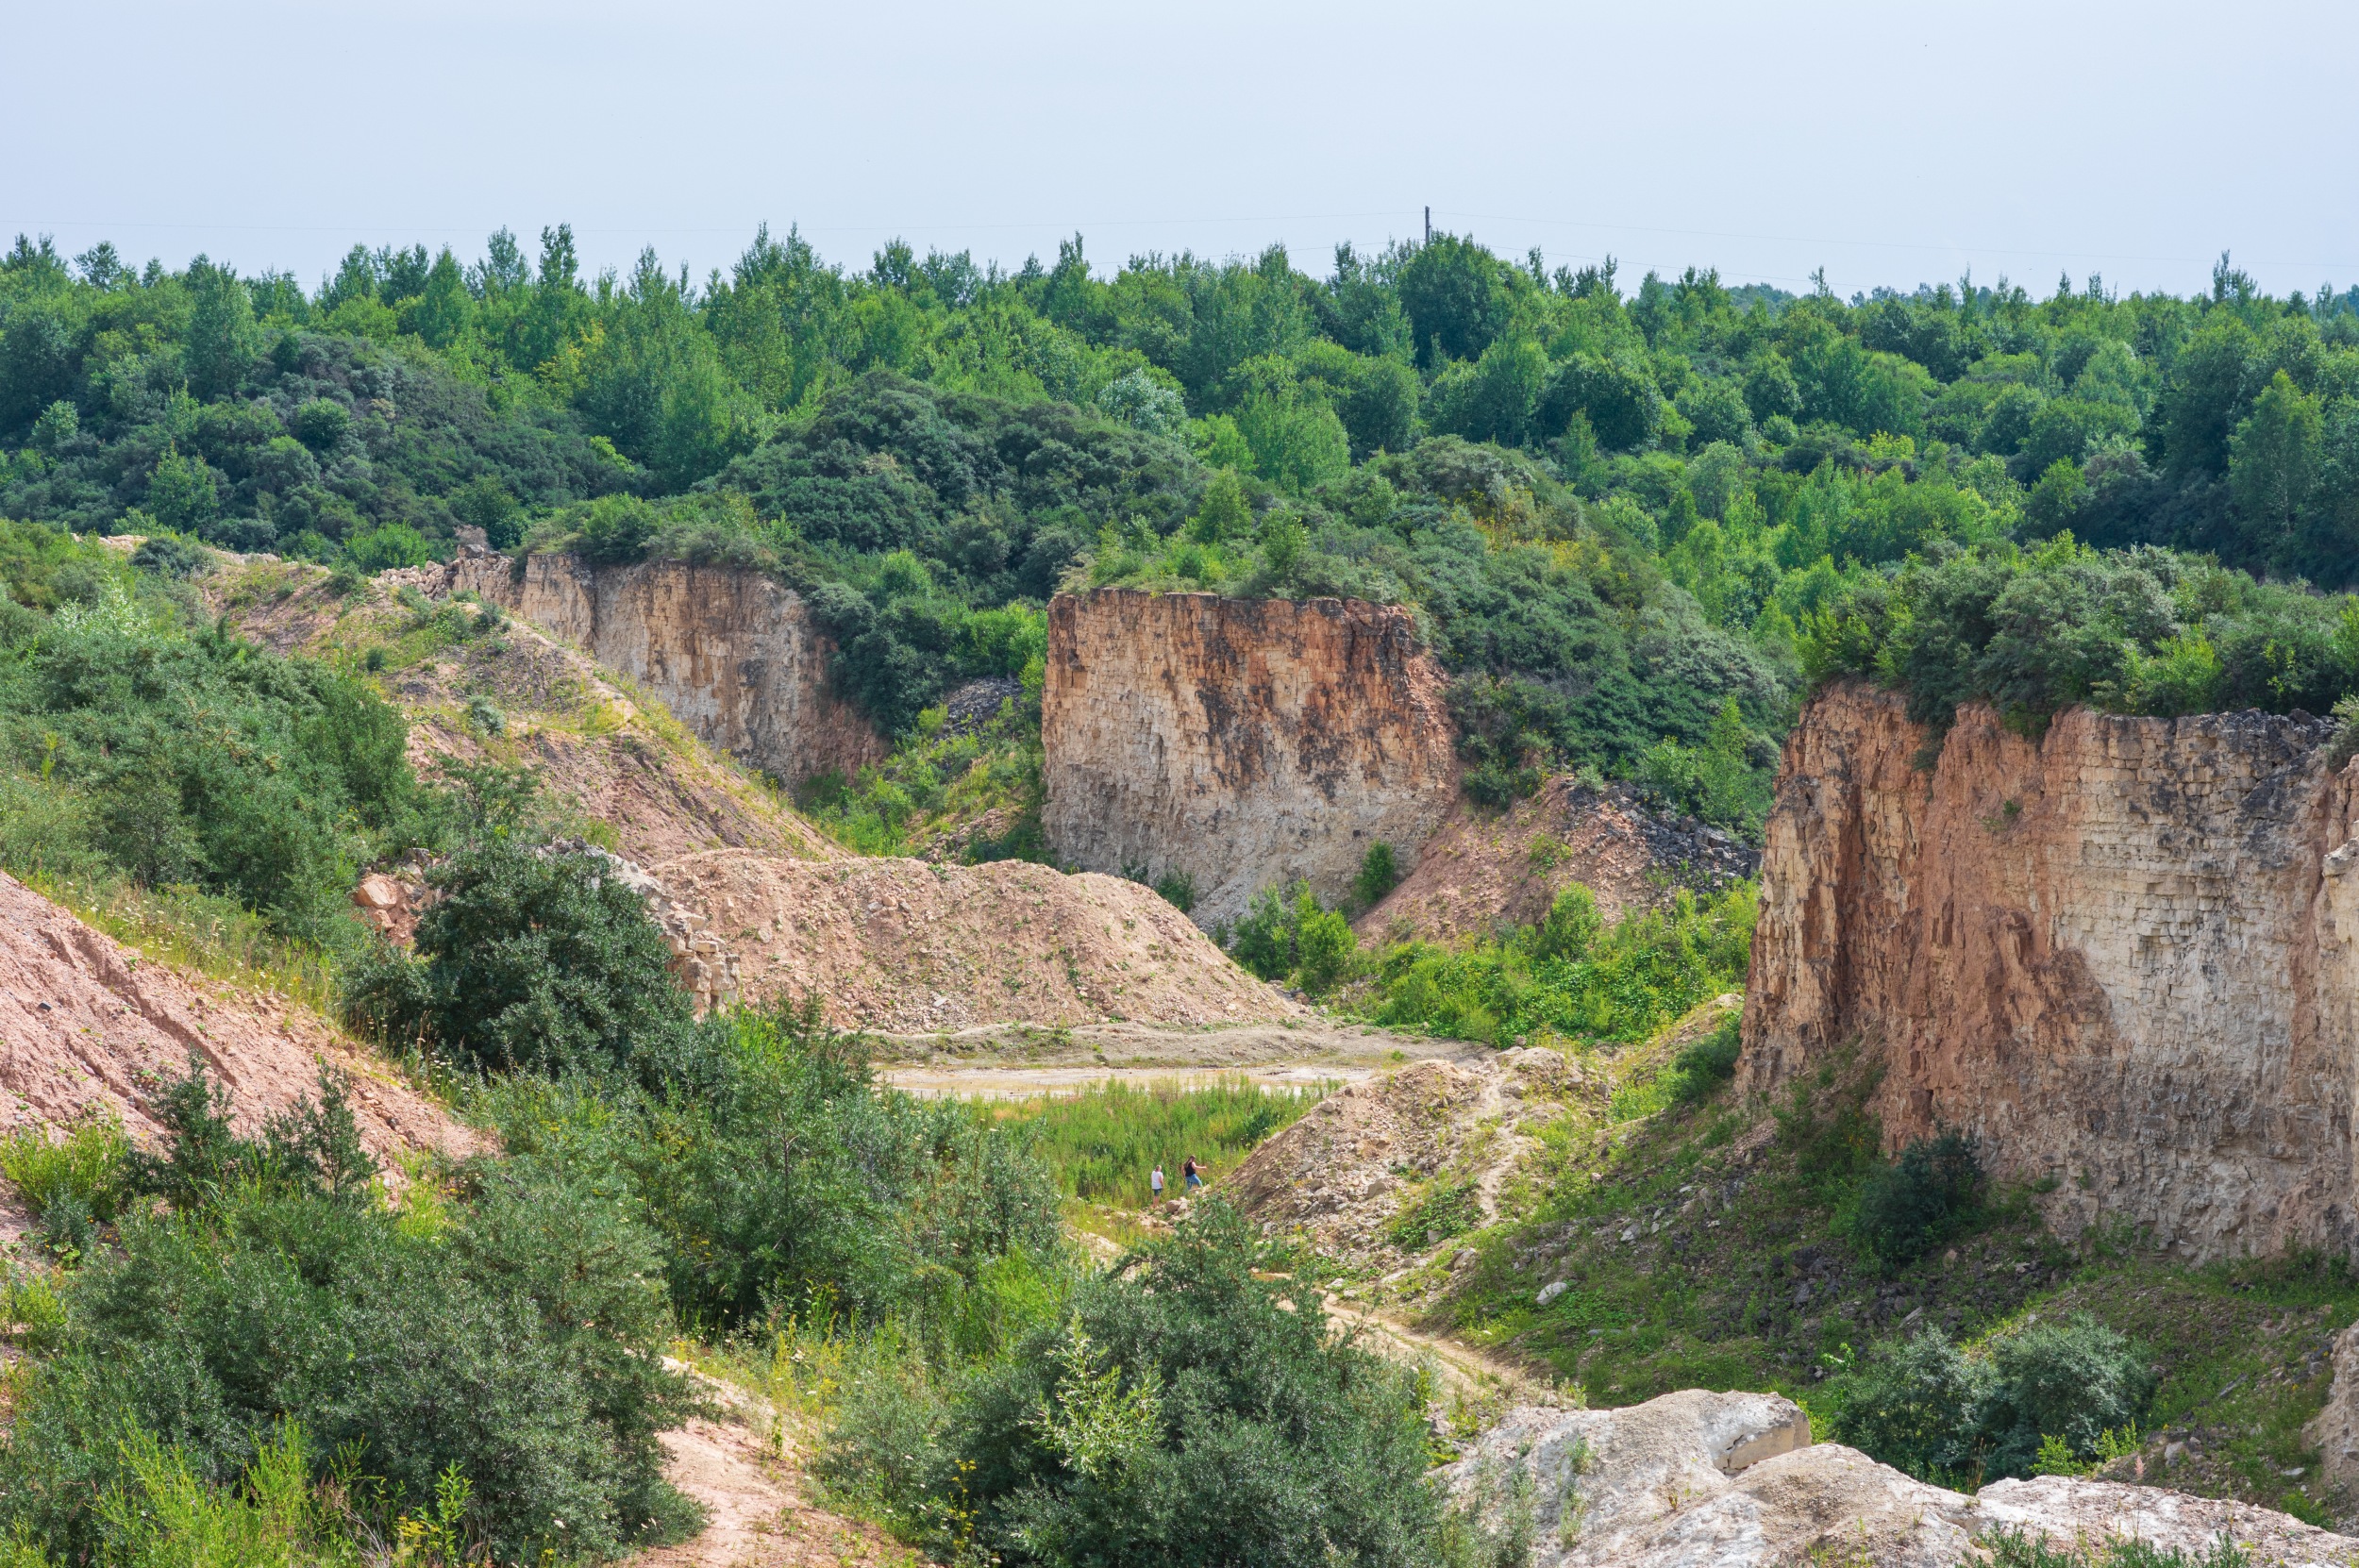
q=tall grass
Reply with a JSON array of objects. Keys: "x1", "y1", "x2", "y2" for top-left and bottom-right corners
[
  {"x1": 1360, "y1": 882, "x2": 1755, "y2": 1049},
  {"x1": 0, "y1": 1117, "x2": 130, "y2": 1222},
  {"x1": 11, "y1": 866, "x2": 340, "y2": 1017},
  {"x1": 976, "y1": 1078, "x2": 1327, "y2": 1207}
]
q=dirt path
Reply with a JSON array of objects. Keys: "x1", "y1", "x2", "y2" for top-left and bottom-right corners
[
  {"x1": 637, "y1": 1415, "x2": 912, "y2": 1568},
  {"x1": 1322, "y1": 1293, "x2": 1541, "y2": 1402}
]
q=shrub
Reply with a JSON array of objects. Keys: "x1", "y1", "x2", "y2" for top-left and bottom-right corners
[
  {"x1": 128, "y1": 1055, "x2": 379, "y2": 1212},
  {"x1": 486, "y1": 997, "x2": 1062, "y2": 1336},
  {"x1": 1363, "y1": 883, "x2": 1755, "y2": 1047},
  {"x1": 345, "y1": 838, "x2": 698, "y2": 1080},
  {"x1": 1669, "y1": 1010, "x2": 1742, "y2": 1103},
  {"x1": 2, "y1": 583, "x2": 426, "y2": 941},
  {"x1": 1151, "y1": 869, "x2": 1196, "y2": 913},
  {"x1": 128, "y1": 534, "x2": 209, "y2": 579},
  {"x1": 933, "y1": 1201, "x2": 1441, "y2": 1567},
  {"x1": 1352, "y1": 842, "x2": 1400, "y2": 909},
  {"x1": 1383, "y1": 1176, "x2": 1481, "y2": 1251},
  {"x1": 1294, "y1": 897, "x2": 1359, "y2": 996},
  {"x1": 1836, "y1": 1327, "x2": 1997, "y2": 1483},
  {"x1": 1845, "y1": 1131, "x2": 1983, "y2": 1275},
  {"x1": 1835, "y1": 1315, "x2": 2152, "y2": 1484},
  {"x1": 343, "y1": 523, "x2": 435, "y2": 573},
  {"x1": 1223, "y1": 884, "x2": 1357, "y2": 994},
  {"x1": 1226, "y1": 881, "x2": 1309, "y2": 981},
  {"x1": 0, "y1": 1118, "x2": 131, "y2": 1230},
  {"x1": 1979, "y1": 1315, "x2": 2155, "y2": 1480},
  {"x1": 0, "y1": 1074, "x2": 695, "y2": 1566},
  {"x1": 1531, "y1": 883, "x2": 1601, "y2": 963}
]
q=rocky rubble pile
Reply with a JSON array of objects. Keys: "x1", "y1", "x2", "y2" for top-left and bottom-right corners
[
  {"x1": 350, "y1": 842, "x2": 741, "y2": 1015},
  {"x1": 1359, "y1": 777, "x2": 1758, "y2": 946},
  {"x1": 1446, "y1": 1389, "x2": 2359, "y2": 1567},
  {"x1": 0, "y1": 872, "x2": 476, "y2": 1167},
  {"x1": 1227, "y1": 1048, "x2": 1581, "y2": 1269}
]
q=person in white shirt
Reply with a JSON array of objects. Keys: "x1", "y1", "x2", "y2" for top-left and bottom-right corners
[{"x1": 1150, "y1": 1164, "x2": 1165, "y2": 1199}]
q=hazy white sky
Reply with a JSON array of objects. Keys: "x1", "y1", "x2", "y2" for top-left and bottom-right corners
[{"x1": 8, "y1": 0, "x2": 2354, "y2": 301}]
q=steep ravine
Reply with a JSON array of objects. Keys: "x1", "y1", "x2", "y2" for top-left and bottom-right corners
[{"x1": 1742, "y1": 680, "x2": 2359, "y2": 1262}]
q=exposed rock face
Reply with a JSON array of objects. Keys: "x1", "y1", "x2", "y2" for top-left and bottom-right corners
[
  {"x1": 1042, "y1": 590, "x2": 1461, "y2": 927},
  {"x1": 1357, "y1": 776, "x2": 1758, "y2": 944},
  {"x1": 1743, "y1": 680, "x2": 2359, "y2": 1261},
  {"x1": 223, "y1": 554, "x2": 844, "y2": 867},
  {"x1": 399, "y1": 552, "x2": 884, "y2": 784},
  {"x1": 1446, "y1": 1390, "x2": 2359, "y2": 1567},
  {"x1": 2308, "y1": 1321, "x2": 2359, "y2": 1505}
]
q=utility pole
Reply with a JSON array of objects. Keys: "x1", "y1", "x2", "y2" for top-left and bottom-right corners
[{"x1": 1423, "y1": 206, "x2": 1431, "y2": 245}]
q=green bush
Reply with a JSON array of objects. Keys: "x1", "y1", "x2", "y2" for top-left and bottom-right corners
[
  {"x1": 343, "y1": 523, "x2": 435, "y2": 573},
  {"x1": 0, "y1": 1070, "x2": 695, "y2": 1566},
  {"x1": 1224, "y1": 883, "x2": 1358, "y2": 994},
  {"x1": 927, "y1": 1201, "x2": 1441, "y2": 1567},
  {"x1": 1151, "y1": 869, "x2": 1196, "y2": 913},
  {"x1": 0, "y1": 578, "x2": 427, "y2": 942},
  {"x1": 344, "y1": 838, "x2": 699, "y2": 1080},
  {"x1": 1383, "y1": 1176, "x2": 1481, "y2": 1251},
  {"x1": 1352, "y1": 842, "x2": 1400, "y2": 909},
  {"x1": 486, "y1": 997, "x2": 1062, "y2": 1337},
  {"x1": 1362, "y1": 882, "x2": 1754, "y2": 1048},
  {"x1": 1669, "y1": 1011, "x2": 1743, "y2": 1103},
  {"x1": 1845, "y1": 1130, "x2": 1983, "y2": 1275},
  {"x1": 1804, "y1": 537, "x2": 2359, "y2": 741},
  {"x1": 0, "y1": 1118, "x2": 130, "y2": 1228},
  {"x1": 1835, "y1": 1314, "x2": 2152, "y2": 1484}
]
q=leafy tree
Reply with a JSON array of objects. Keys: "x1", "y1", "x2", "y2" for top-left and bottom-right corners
[
  {"x1": 1397, "y1": 233, "x2": 1513, "y2": 367},
  {"x1": 2229, "y1": 370, "x2": 2322, "y2": 548}
]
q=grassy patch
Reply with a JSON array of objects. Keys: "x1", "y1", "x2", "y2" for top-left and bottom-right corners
[
  {"x1": 1334, "y1": 1034, "x2": 2359, "y2": 1520},
  {"x1": 803, "y1": 703, "x2": 1045, "y2": 862},
  {"x1": 976, "y1": 1078, "x2": 1327, "y2": 1209}
]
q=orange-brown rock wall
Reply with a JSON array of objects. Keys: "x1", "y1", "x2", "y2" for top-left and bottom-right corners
[
  {"x1": 428, "y1": 553, "x2": 884, "y2": 784},
  {"x1": 1743, "y1": 681, "x2": 2359, "y2": 1261},
  {"x1": 1042, "y1": 590, "x2": 1462, "y2": 928}
]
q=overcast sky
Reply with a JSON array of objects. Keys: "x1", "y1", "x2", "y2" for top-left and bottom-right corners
[{"x1": 8, "y1": 0, "x2": 2354, "y2": 302}]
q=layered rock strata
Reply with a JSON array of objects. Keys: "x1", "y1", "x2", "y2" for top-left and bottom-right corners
[
  {"x1": 1742, "y1": 681, "x2": 2359, "y2": 1261},
  {"x1": 401, "y1": 551, "x2": 883, "y2": 784},
  {"x1": 1042, "y1": 590, "x2": 1461, "y2": 928}
]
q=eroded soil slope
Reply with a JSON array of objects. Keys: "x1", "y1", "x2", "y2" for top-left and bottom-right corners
[
  {"x1": 1359, "y1": 777, "x2": 1758, "y2": 944},
  {"x1": 209, "y1": 557, "x2": 841, "y2": 866},
  {"x1": 1227, "y1": 1046, "x2": 1585, "y2": 1271},
  {"x1": 0, "y1": 873, "x2": 474, "y2": 1160},
  {"x1": 651, "y1": 849, "x2": 1306, "y2": 1032}
]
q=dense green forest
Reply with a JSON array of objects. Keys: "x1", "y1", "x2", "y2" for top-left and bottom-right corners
[{"x1": 9, "y1": 226, "x2": 2359, "y2": 830}]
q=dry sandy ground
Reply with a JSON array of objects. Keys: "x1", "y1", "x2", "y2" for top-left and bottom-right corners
[
  {"x1": 653, "y1": 849, "x2": 1305, "y2": 1032},
  {"x1": 639, "y1": 1417, "x2": 912, "y2": 1568},
  {"x1": 0, "y1": 872, "x2": 476, "y2": 1162}
]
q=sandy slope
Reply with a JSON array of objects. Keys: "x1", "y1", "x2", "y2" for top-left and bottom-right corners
[{"x1": 0, "y1": 872, "x2": 475, "y2": 1161}]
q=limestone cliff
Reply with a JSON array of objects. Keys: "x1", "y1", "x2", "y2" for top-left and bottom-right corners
[
  {"x1": 1742, "y1": 680, "x2": 2359, "y2": 1262},
  {"x1": 418, "y1": 552, "x2": 884, "y2": 784},
  {"x1": 1041, "y1": 590, "x2": 1461, "y2": 928}
]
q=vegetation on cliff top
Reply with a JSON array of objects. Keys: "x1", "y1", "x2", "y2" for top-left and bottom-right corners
[
  {"x1": 23, "y1": 227, "x2": 2359, "y2": 840},
  {"x1": 1801, "y1": 532, "x2": 2359, "y2": 742}
]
